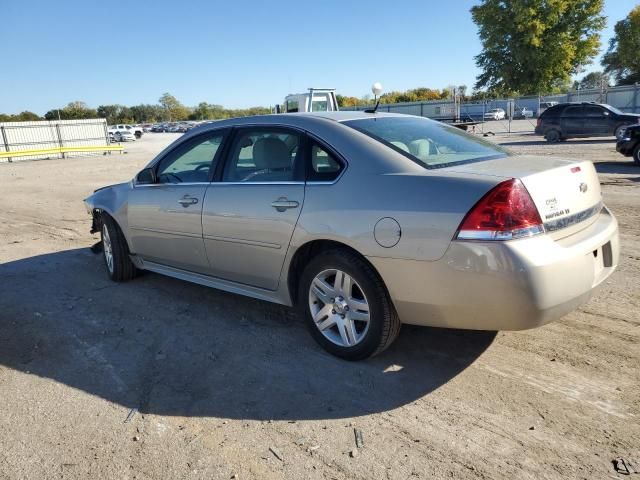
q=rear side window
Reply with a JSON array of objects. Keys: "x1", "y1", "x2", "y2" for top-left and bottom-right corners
[
  {"x1": 344, "y1": 116, "x2": 508, "y2": 169},
  {"x1": 308, "y1": 141, "x2": 343, "y2": 182},
  {"x1": 585, "y1": 106, "x2": 606, "y2": 117},
  {"x1": 562, "y1": 106, "x2": 583, "y2": 117}
]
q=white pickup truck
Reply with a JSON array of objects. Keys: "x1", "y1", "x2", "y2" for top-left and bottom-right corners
[{"x1": 108, "y1": 124, "x2": 143, "y2": 139}]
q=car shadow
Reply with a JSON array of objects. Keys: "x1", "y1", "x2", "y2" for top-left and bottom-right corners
[
  {"x1": 498, "y1": 138, "x2": 616, "y2": 147},
  {"x1": 594, "y1": 161, "x2": 640, "y2": 177},
  {"x1": 0, "y1": 248, "x2": 496, "y2": 421}
]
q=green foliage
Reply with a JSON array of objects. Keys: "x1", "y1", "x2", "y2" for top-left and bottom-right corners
[
  {"x1": 0, "y1": 111, "x2": 42, "y2": 122},
  {"x1": 380, "y1": 87, "x2": 449, "y2": 104},
  {"x1": 3, "y1": 95, "x2": 270, "y2": 124},
  {"x1": 471, "y1": 0, "x2": 605, "y2": 95},
  {"x1": 44, "y1": 101, "x2": 98, "y2": 120},
  {"x1": 575, "y1": 71, "x2": 610, "y2": 89},
  {"x1": 338, "y1": 87, "x2": 450, "y2": 107},
  {"x1": 602, "y1": 5, "x2": 640, "y2": 85},
  {"x1": 336, "y1": 95, "x2": 362, "y2": 108},
  {"x1": 158, "y1": 93, "x2": 190, "y2": 121}
]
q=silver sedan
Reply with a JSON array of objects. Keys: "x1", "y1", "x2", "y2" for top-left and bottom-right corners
[{"x1": 85, "y1": 112, "x2": 620, "y2": 360}]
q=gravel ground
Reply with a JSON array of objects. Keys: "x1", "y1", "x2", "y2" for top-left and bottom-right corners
[{"x1": 0, "y1": 127, "x2": 638, "y2": 480}]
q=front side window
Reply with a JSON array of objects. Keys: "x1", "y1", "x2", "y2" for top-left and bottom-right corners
[
  {"x1": 343, "y1": 116, "x2": 509, "y2": 169},
  {"x1": 223, "y1": 129, "x2": 301, "y2": 182},
  {"x1": 156, "y1": 131, "x2": 225, "y2": 183}
]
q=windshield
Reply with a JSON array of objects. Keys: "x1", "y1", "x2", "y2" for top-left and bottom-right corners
[
  {"x1": 343, "y1": 116, "x2": 509, "y2": 168},
  {"x1": 602, "y1": 104, "x2": 625, "y2": 115}
]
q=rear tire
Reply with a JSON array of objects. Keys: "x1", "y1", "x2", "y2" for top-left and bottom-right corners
[
  {"x1": 299, "y1": 249, "x2": 400, "y2": 360},
  {"x1": 633, "y1": 144, "x2": 640, "y2": 166},
  {"x1": 100, "y1": 215, "x2": 137, "y2": 282},
  {"x1": 545, "y1": 129, "x2": 560, "y2": 143}
]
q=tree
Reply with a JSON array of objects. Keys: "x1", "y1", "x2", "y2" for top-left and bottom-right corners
[
  {"x1": 336, "y1": 95, "x2": 361, "y2": 108},
  {"x1": 97, "y1": 105, "x2": 123, "y2": 124},
  {"x1": 602, "y1": 5, "x2": 640, "y2": 85},
  {"x1": 0, "y1": 111, "x2": 42, "y2": 122},
  {"x1": 576, "y1": 71, "x2": 610, "y2": 89},
  {"x1": 158, "y1": 93, "x2": 190, "y2": 121},
  {"x1": 45, "y1": 101, "x2": 98, "y2": 120},
  {"x1": 129, "y1": 104, "x2": 164, "y2": 123},
  {"x1": 471, "y1": 0, "x2": 605, "y2": 95}
]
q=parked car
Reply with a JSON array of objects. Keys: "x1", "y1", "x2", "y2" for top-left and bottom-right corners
[
  {"x1": 483, "y1": 108, "x2": 506, "y2": 121},
  {"x1": 615, "y1": 124, "x2": 640, "y2": 165},
  {"x1": 535, "y1": 102, "x2": 640, "y2": 143},
  {"x1": 110, "y1": 129, "x2": 136, "y2": 142},
  {"x1": 513, "y1": 107, "x2": 534, "y2": 119},
  {"x1": 108, "y1": 124, "x2": 143, "y2": 139},
  {"x1": 85, "y1": 112, "x2": 619, "y2": 360}
]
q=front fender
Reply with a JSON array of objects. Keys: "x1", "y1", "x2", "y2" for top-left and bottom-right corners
[{"x1": 84, "y1": 182, "x2": 132, "y2": 245}]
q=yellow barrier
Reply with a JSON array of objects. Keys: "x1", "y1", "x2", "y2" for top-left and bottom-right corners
[{"x1": 0, "y1": 144, "x2": 124, "y2": 159}]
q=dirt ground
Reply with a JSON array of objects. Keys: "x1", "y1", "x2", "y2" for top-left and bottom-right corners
[{"x1": 1, "y1": 126, "x2": 638, "y2": 480}]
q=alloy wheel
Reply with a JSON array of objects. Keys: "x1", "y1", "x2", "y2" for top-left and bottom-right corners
[
  {"x1": 308, "y1": 269, "x2": 370, "y2": 347},
  {"x1": 102, "y1": 224, "x2": 114, "y2": 274}
]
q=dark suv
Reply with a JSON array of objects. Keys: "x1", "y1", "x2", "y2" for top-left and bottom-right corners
[{"x1": 535, "y1": 102, "x2": 640, "y2": 143}]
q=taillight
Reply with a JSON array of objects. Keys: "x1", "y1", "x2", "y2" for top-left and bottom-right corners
[
  {"x1": 536, "y1": 118, "x2": 541, "y2": 127},
  {"x1": 456, "y1": 179, "x2": 544, "y2": 241}
]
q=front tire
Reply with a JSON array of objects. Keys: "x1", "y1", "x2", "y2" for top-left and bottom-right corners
[
  {"x1": 299, "y1": 249, "x2": 400, "y2": 360},
  {"x1": 101, "y1": 215, "x2": 136, "y2": 282},
  {"x1": 545, "y1": 129, "x2": 560, "y2": 143}
]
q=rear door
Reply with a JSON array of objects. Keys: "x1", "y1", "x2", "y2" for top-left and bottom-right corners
[
  {"x1": 560, "y1": 105, "x2": 584, "y2": 136},
  {"x1": 583, "y1": 105, "x2": 610, "y2": 136},
  {"x1": 127, "y1": 130, "x2": 227, "y2": 273},
  {"x1": 202, "y1": 127, "x2": 305, "y2": 290}
]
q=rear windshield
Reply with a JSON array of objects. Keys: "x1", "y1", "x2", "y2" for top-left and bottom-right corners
[{"x1": 343, "y1": 116, "x2": 509, "y2": 168}]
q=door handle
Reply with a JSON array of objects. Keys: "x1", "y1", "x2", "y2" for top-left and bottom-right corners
[
  {"x1": 271, "y1": 197, "x2": 299, "y2": 212},
  {"x1": 178, "y1": 195, "x2": 199, "y2": 207}
]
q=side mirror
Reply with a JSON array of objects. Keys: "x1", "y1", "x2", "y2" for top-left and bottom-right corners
[{"x1": 137, "y1": 167, "x2": 156, "y2": 184}]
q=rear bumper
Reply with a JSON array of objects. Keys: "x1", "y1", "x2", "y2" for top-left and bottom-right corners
[{"x1": 368, "y1": 208, "x2": 619, "y2": 331}]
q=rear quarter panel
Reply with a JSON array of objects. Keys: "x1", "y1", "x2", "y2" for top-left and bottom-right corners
[{"x1": 293, "y1": 170, "x2": 500, "y2": 262}]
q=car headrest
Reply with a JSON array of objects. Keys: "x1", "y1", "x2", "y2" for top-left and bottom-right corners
[{"x1": 252, "y1": 137, "x2": 291, "y2": 169}]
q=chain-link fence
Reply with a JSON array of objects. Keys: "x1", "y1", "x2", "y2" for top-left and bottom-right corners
[
  {"x1": 0, "y1": 118, "x2": 110, "y2": 162},
  {"x1": 344, "y1": 84, "x2": 640, "y2": 135}
]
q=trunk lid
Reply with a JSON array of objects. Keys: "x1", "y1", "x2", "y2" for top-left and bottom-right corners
[{"x1": 447, "y1": 155, "x2": 602, "y2": 236}]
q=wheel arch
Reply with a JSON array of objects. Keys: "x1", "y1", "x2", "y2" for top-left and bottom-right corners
[{"x1": 286, "y1": 239, "x2": 391, "y2": 307}]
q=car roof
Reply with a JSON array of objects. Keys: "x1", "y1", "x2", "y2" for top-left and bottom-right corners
[{"x1": 187, "y1": 111, "x2": 410, "y2": 135}]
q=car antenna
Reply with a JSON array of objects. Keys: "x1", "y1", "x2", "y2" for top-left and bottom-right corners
[{"x1": 365, "y1": 82, "x2": 384, "y2": 113}]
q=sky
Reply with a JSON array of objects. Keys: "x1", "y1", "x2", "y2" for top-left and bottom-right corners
[{"x1": 1, "y1": 0, "x2": 637, "y2": 115}]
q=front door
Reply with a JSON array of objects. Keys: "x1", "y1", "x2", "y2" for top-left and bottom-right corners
[
  {"x1": 128, "y1": 130, "x2": 227, "y2": 273},
  {"x1": 202, "y1": 127, "x2": 305, "y2": 290},
  {"x1": 583, "y1": 105, "x2": 612, "y2": 136}
]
